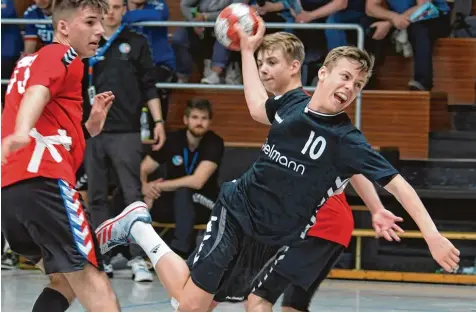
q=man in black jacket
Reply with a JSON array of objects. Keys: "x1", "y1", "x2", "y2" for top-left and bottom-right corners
[{"x1": 83, "y1": 0, "x2": 165, "y2": 281}]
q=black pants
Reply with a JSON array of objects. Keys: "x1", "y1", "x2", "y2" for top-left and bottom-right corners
[
  {"x1": 1, "y1": 56, "x2": 19, "y2": 109},
  {"x1": 155, "y1": 64, "x2": 176, "y2": 122},
  {"x1": 84, "y1": 132, "x2": 143, "y2": 229},
  {"x1": 407, "y1": 12, "x2": 451, "y2": 90},
  {"x1": 148, "y1": 188, "x2": 213, "y2": 254}
]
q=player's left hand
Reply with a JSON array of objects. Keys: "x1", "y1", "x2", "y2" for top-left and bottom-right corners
[
  {"x1": 152, "y1": 123, "x2": 166, "y2": 151},
  {"x1": 86, "y1": 91, "x2": 115, "y2": 137},
  {"x1": 372, "y1": 209, "x2": 404, "y2": 242},
  {"x1": 425, "y1": 233, "x2": 460, "y2": 273}
]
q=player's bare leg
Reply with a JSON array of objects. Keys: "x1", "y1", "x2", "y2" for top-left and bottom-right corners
[
  {"x1": 63, "y1": 263, "x2": 119, "y2": 311},
  {"x1": 33, "y1": 260, "x2": 75, "y2": 311},
  {"x1": 247, "y1": 293, "x2": 273, "y2": 311},
  {"x1": 282, "y1": 307, "x2": 300, "y2": 312},
  {"x1": 36, "y1": 258, "x2": 119, "y2": 311}
]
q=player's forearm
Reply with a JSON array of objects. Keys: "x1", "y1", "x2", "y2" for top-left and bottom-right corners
[
  {"x1": 350, "y1": 174, "x2": 385, "y2": 214},
  {"x1": 14, "y1": 85, "x2": 50, "y2": 136},
  {"x1": 147, "y1": 98, "x2": 163, "y2": 122},
  {"x1": 384, "y1": 175, "x2": 439, "y2": 237},
  {"x1": 310, "y1": 0, "x2": 347, "y2": 20},
  {"x1": 241, "y1": 51, "x2": 269, "y2": 121}
]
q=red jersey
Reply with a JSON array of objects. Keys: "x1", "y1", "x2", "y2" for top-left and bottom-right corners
[
  {"x1": 2, "y1": 44, "x2": 85, "y2": 188},
  {"x1": 307, "y1": 192, "x2": 354, "y2": 247}
]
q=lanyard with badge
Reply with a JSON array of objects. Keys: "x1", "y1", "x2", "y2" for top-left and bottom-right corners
[
  {"x1": 87, "y1": 24, "x2": 125, "y2": 104},
  {"x1": 183, "y1": 148, "x2": 199, "y2": 175}
]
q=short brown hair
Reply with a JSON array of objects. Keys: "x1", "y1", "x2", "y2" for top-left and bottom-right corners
[
  {"x1": 185, "y1": 98, "x2": 213, "y2": 119},
  {"x1": 257, "y1": 32, "x2": 305, "y2": 64},
  {"x1": 52, "y1": 0, "x2": 108, "y2": 30},
  {"x1": 323, "y1": 46, "x2": 375, "y2": 79}
]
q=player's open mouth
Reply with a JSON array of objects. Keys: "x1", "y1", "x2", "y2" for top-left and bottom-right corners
[
  {"x1": 333, "y1": 92, "x2": 348, "y2": 104},
  {"x1": 89, "y1": 42, "x2": 99, "y2": 48}
]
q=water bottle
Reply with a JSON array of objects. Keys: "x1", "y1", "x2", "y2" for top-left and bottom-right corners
[{"x1": 140, "y1": 107, "x2": 150, "y2": 141}]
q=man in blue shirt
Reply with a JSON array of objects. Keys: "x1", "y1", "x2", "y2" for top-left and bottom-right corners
[
  {"x1": 366, "y1": 0, "x2": 451, "y2": 91},
  {"x1": 1, "y1": 0, "x2": 23, "y2": 109},
  {"x1": 123, "y1": 0, "x2": 176, "y2": 120},
  {"x1": 23, "y1": 0, "x2": 54, "y2": 54}
]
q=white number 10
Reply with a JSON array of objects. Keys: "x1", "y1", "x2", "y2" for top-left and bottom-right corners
[{"x1": 301, "y1": 130, "x2": 326, "y2": 160}]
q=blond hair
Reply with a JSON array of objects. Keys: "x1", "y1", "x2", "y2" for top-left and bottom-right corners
[
  {"x1": 52, "y1": 0, "x2": 108, "y2": 30},
  {"x1": 257, "y1": 32, "x2": 305, "y2": 64},
  {"x1": 323, "y1": 46, "x2": 375, "y2": 79}
]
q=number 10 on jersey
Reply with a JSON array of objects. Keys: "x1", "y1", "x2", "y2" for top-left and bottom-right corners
[{"x1": 301, "y1": 130, "x2": 327, "y2": 160}]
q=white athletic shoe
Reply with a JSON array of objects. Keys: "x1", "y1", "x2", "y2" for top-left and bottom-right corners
[
  {"x1": 95, "y1": 201, "x2": 152, "y2": 255},
  {"x1": 128, "y1": 257, "x2": 154, "y2": 282}
]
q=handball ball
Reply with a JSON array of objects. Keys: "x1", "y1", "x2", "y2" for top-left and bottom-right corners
[{"x1": 214, "y1": 3, "x2": 260, "y2": 51}]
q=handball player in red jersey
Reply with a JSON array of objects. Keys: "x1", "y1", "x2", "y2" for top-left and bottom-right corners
[{"x1": 1, "y1": 0, "x2": 121, "y2": 311}]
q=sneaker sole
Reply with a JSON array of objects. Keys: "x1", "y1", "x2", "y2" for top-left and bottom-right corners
[
  {"x1": 96, "y1": 201, "x2": 150, "y2": 252},
  {"x1": 96, "y1": 201, "x2": 149, "y2": 235}
]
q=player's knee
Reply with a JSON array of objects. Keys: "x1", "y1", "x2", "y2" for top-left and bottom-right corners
[
  {"x1": 48, "y1": 273, "x2": 75, "y2": 304},
  {"x1": 178, "y1": 297, "x2": 208, "y2": 312},
  {"x1": 247, "y1": 293, "x2": 273, "y2": 312},
  {"x1": 207, "y1": 301, "x2": 219, "y2": 311}
]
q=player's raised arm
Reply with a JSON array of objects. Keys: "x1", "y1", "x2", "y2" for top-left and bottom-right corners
[{"x1": 236, "y1": 17, "x2": 271, "y2": 125}]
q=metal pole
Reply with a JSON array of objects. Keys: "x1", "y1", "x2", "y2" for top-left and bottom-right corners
[{"x1": 0, "y1": 19, "x2": 364, "y2": 128}]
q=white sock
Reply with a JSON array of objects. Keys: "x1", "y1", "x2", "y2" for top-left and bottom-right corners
[{"x1": 130, "y1": 222, "x2": 171, "y2": 268}]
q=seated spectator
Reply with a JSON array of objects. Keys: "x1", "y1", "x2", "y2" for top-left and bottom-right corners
[
  {"x1": 365, "y1": 0, "x2": 451, "y2": 91},
  {"x1": 295, "y1": 0, "x2": 366, "y2": 50},
  {"x1": 249, "y1": 0, "x2": 301, "y2": 33},
  {"x1": 23, "y1": 0, "x2": 54, "y2": 54},
  {"x1": 140, "y1": 99, "x2": 224, "y2": 258},
  {"x1": 171, "y1": 0, "x2": 244, "y2": 85},
  {"x1": 123, "y1": 0, "x2": 176, "y2": 121}
]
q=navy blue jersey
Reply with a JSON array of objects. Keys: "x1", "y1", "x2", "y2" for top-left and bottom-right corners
[
  {"x1": 23, "y1": 5, "x2": 54, "y2": 44},
  {"x1": 219, "y1": 88, "x2": 398, "y2": 246}
]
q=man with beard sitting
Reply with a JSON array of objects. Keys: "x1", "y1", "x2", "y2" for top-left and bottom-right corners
[{"x1": 140, "y1": 98, "x2": 225, "y2": 258}]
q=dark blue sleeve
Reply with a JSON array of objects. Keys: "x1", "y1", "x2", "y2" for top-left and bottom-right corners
[
  {"x1": 123, "y1": 2, "x2": 169, "y2": 23},
  {"x1": 338, "y1": 130, "x2": 398, "y2": 187}
]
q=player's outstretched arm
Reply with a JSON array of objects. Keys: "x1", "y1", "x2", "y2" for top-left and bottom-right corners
[
  {"x1": 236, "y1": 17, "x2": 271, "y2": 125},
  {"x1": 384, "y1": 174, "x2": 461, "y2": 273},
  {"x1": 350, "y1": 174, "x2": 404, "y2": 241}
]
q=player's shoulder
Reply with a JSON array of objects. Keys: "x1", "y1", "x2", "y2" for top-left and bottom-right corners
[
  {"x1": 279, "y1": 87, "x2": 310, "y2": 103},
  {"x1": 37, "y1": 44, "x2": 80, "y2": 67},
  {"x1": 340, "y1": 125, "x2": 369, "y2": 147},
  {"x1": 23, "y1": 4, "x2": 40, "y2": 17}
]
